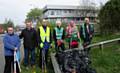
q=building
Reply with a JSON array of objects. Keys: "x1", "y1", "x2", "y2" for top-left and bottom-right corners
[
  {"x1": 0, "y1": 24, "x2": 4, "y2": 34},
  {"x1": 43, "y1": 5, "x2": 99, "y2": 24}
]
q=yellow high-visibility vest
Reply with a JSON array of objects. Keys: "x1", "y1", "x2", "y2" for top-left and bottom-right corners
[
  {"x1": 39, "y1": 26, "x2": 50, "y2": 48},
  {"x1": 39, "y1": 26, "x2": 50, "y2": 43}
]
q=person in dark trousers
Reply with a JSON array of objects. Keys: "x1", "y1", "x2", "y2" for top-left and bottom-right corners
[
  {"x1": 38, "y1": 19, "x2": 52, "y2": 68},
  {"x1": 80, "y1": 18, "x2": 94, "y2": 53},
  {"x1": 3, "y1": 26, "x2": 21, "y2": 73},
  {"x1": 53, "y1": 20, "x2": 65, "y2": 52},
  {"x1": 19, "y1": 20, "x2": 37, "y2": 69}
]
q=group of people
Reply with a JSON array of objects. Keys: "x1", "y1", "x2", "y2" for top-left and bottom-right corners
[{"x1": 3, "y1": 17, "x2": 94, "y2": 73}]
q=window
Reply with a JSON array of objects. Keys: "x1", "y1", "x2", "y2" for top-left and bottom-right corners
[
  {"x1": 56, "y1": 10, "x2": 61, "y2": 15},
  {"x1": 51, "y1": 11, "x2": 55, "y2": 15},
  {"x1": 64, "y1": 10, "x2": 67, "y2": 13},
  {"x1": 69, "y1": 10, "x2": 72, "y2": 13}
]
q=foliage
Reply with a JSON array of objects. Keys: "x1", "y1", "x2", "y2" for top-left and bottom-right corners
[
  {"x1": 26, "y1": 8, "x2": 43, "y2": 22},
  {"x1": 99, "y1": 0, "x2": 120, "y2": 35},
  {"x1": 3, "y1": 19, "x2": 14, "y2": 30}
]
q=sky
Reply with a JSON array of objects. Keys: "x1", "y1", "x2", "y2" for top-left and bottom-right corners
[{"x1": 0, "y1": 0, "x2": 108, "y2": 26}]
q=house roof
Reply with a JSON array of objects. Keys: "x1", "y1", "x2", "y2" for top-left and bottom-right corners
[{"x1": 43, "y1": 5, "x2": 99, "y2": 12}]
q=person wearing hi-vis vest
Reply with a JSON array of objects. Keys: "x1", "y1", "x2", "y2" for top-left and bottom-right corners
[
  {"x1": 53, "y1": 20, "x2": 65, "y2": 52},
  {"x1": 80, "y1": 18, "x2": 94, "y2": 53},
  {"x1": 37, "y1": 19, "x2": 52, "y2": 68}
]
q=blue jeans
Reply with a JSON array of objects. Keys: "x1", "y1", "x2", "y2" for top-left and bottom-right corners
[{"x1": 24, "y1": 48, "x2": 35, "y2": 66}]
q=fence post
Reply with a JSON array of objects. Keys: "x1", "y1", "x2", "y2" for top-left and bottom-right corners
[{"x1": 99, "y1": 42, "x2": 104, "y2": 52}]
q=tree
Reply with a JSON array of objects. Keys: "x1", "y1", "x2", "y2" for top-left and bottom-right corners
[
  {"x1": 3, "y1": 19, "x2": 14, "y2": 30},
  {"x1": 98, "y1": 0, "x2": 120, "y2": 35},
  {"x1": 26, "y1": 8, "x2": 43, "y2": 28},
  {"x1": 26, "y1": 8, "x2": 43, "y2": 21}
]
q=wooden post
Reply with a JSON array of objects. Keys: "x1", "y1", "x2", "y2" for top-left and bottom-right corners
[{"x1": 99, "y1": 42, "x2": 103, "y2": 52}]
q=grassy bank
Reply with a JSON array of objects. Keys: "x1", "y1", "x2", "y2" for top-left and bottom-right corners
[{"x1": 90, "y1": 44, "x2": 120, "y2": 73}]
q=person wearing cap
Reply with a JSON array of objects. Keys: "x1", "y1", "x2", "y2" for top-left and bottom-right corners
[
  {"x1": 19, "y1": 19, "x2": 38, "y2": 69},
  {"x1": 53, "y1": 20, "x2": 65, "y2": 52},
  {"x1": 66, "y1": 20, "x2": 80, "y2": 49},
  {"x1": 37, "y1": 19, "x2": 52, "y2": 68},
  {"x1": 3, "y1": 26, "x2": 21, "y2": 73},
  {"x1": 80, "y1": 18, "x2": 94, "y2": 53}
]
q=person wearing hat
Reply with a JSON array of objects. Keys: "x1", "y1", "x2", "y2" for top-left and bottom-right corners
[
  {"x1": 80, "y1": 18, "x2": 94, "y2": 53},
  {"x1": 53, "y1": 20, "x2": 65, "y2": 52},
  {"x1": 37, "y1": 19, "x2": 52, "y2": 68},
  {"x1": 19, "y1": 19, "x2": 38, "y2": 69}
]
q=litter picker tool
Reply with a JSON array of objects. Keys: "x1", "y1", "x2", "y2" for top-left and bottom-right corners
[
  {"x1": 14, "y1": 50, "x2": 21, "y2": 73},
  {"x1": 42, "y1": 49, "x2": 47, "y2": 73}
]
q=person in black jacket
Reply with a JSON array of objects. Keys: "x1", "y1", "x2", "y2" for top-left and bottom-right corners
[
  {"x1": 19, "y1": 20, "x2": 37, "y2": 69},
  {"x1": 80, "y1": 18, "x2": 94, "y2": 53}
]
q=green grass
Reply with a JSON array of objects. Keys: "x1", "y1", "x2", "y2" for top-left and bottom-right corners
[
  {"x1": 21, "y1": 34, "x2": 120, "y2": 73},
  {"x1": 90, "y1": 34, "x2": 120, "y2": 73},
  {"x1": 21, "y1": 62, "x2": 54, "y2": 73},
  {"x1": 21, "y1": 48, "x2": 55, "y2": 73},
  {"x1": 92, "y1": 34, "x2": 120, "y2": 43},
  {"x1": 20, "y1": 58, "x2": 54, "y2": 73},
  {"x1": 90, "y1": 44, "x2": 120, "y2": 73}
]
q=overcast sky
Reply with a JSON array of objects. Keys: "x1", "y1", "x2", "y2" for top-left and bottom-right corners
[{"x1": 0, "y1": 0, "x2": 108, "y2": 25}]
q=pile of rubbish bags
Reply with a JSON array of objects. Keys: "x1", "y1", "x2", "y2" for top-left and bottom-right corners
[{"x1": 55, "y1": 50, "x2": 96, "y2": 73}]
